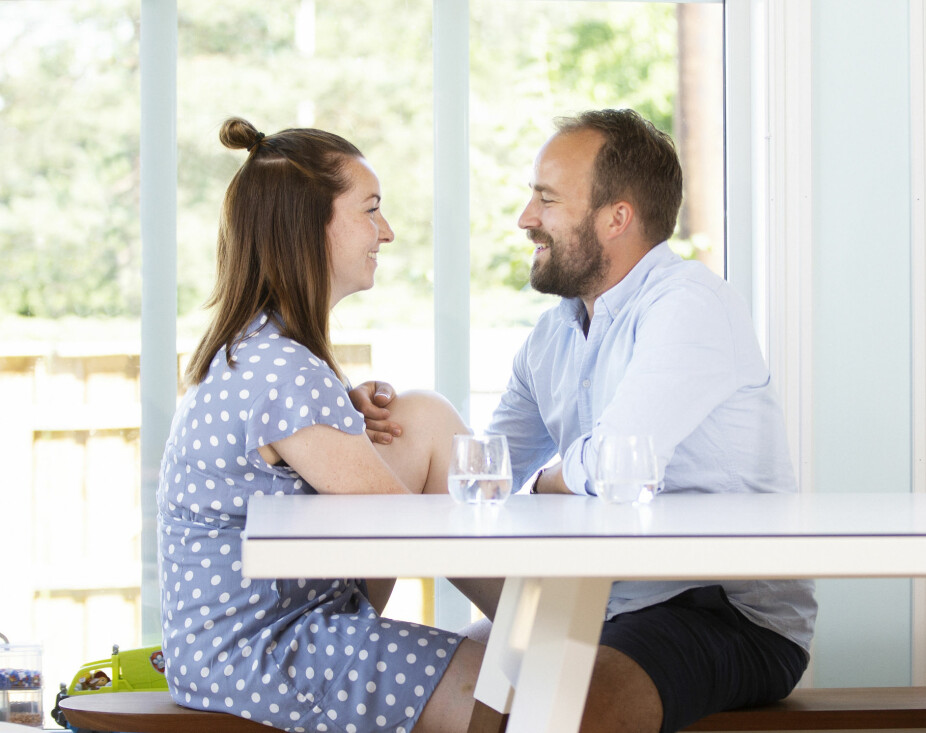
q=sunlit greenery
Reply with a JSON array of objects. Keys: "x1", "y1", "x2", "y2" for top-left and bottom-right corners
[{"x1": 0, "y1": 0, "x2": 681, "y2": 330}]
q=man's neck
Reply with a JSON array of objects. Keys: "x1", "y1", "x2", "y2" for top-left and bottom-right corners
[
  {"x1": 581, "y1": 297, "x2": 596, "y2": 328},
  {"x1": 580, "y1": 241, "x2": 657, "y2": 327}
]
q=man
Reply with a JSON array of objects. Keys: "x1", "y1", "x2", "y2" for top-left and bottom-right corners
[{"x1": 355, "y1": 109, "x2": 816, "y2": 732}]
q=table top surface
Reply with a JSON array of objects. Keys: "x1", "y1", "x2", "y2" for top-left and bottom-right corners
[
  {"x1": 241, "y1": 492, "x2": 926, "y2": 579},
  {"x1": 244, "y1": 491, "x2": 926, "y2": 540}
]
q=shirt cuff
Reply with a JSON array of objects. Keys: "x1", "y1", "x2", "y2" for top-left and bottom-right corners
[{"x1": 560, "y1": 435, "x2": 593, "y2": 495}]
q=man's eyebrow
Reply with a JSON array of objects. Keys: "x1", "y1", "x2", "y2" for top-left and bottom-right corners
[{"x1": 530, "y1": 182, "x2": 559, "y2": 196}]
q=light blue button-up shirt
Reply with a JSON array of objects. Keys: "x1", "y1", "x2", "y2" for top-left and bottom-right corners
[{"x1": 487, "y1": 243, "x2": 816, "y2": 650}]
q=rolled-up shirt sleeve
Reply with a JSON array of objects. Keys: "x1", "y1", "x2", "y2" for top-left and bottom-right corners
[{"x1": 486, "y1": 335, "x2": 559, "y2": 491}]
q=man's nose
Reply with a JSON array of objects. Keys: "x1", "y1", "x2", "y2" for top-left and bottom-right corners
[{"x1": 518, "y1": 199, "x2": 539, "y2": 229}]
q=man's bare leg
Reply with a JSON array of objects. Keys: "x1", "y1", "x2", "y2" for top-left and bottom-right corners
[{"x1": 581, "y1": 645, "x2": 663, "y2": 733}]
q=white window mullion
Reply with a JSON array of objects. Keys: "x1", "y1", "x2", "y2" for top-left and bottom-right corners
[
  {"x1": 763, "y1": 0, "x2": 813, "y2": 492},
  {"x1": 140, "y1": 0, "x2": 178, "y2": 644},
  {"x1": 724, "y1": 0, "x2": 757, "y2": 310},
  {"x1": 433, "y1": 0, "x2": 473, "y2": 631},
  {"x1": 434, "y1": 0, "x2": 471, "y2": 423}
]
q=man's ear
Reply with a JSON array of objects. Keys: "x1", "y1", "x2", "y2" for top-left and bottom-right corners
[{"x1": 603, "y1": 200, "x2": 634, "y2": 239}]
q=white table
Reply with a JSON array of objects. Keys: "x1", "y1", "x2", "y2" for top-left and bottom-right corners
[{"x1": 242, "y1": 492, "x2": 926, "y2": 733}]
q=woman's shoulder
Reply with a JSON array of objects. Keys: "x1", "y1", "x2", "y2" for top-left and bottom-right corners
[
  {"x1": 198, "y1": 315, "x2": 340, "y2": 396},
  {"x1": 235, "y1": 315, "x2": 333, "y2": 372}
]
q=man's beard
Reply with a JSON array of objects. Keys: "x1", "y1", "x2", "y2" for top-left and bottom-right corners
[{"x1": 528, "y1": 213, "x2": 607, "y2": 299}]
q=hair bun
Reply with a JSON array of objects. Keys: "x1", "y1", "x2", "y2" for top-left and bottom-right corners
[{"x1": 220, "y1": 117, "x2": 262, "y2": 151}]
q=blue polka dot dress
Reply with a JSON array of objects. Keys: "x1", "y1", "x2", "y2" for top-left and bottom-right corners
[{"x1": 158, "y1": 313, "x2": 461, "y2": 732}]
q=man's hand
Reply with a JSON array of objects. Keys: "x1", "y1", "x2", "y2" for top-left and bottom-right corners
[{"x1": 348, "y1": 381, "x2": 403, "y2": 444}]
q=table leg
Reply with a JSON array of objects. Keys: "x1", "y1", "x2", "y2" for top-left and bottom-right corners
[
  {"x1": 505, "y1": 577, "x2": 613, "y2": 733},
  {"x1": 466, "y1": 700, "x2": 509, "y2": 733},
  {"x1": 473, "y1": 577, "x2": 531, "y2": 713}
]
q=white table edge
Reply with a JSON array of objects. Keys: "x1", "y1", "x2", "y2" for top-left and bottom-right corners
[{"x1": 242, "y1": 535, "x2": 926, "y2": 580}]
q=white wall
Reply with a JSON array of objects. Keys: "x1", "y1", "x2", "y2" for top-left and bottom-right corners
[{"x1": 809, "y1": 0, "x2": 914, "y2": 686}]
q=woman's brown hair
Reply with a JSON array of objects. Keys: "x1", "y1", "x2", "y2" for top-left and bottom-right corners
[{"x1": 184, "y1": 117, "x2": 363, "y2": 387}]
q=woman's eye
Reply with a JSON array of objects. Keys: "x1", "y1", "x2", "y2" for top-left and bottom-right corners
[{"x1": 367, "y1": 206, "x2": 380, "y2": 214}]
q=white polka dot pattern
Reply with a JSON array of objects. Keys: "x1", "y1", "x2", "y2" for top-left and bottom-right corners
[{"x1": 158, "y1": 314, "x2": 461, "y2": 731}]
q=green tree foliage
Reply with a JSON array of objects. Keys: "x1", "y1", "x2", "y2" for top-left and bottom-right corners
[
  {"x1": 0, "y1": 0, "x2": 678, "y2": 325},
  {"x1": 0, "y1": 3, "x2": 141, "y2": 317}
]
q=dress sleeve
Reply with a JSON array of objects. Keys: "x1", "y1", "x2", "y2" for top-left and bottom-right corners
[{"x1": 242, "y1": 354, "x2": 365, "y2": 473}]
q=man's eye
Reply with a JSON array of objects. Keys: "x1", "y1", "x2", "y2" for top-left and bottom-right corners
[{"x1": 540, "y1": 198, "x2": 552, "y2": 204}]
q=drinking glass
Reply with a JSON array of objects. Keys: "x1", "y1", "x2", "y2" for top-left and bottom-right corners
[
  {"x1": 447, "y1": 434, "x2": 513, "y2": 505},
  {"x1": 590, "y1": 434, "x2": 659, "y2": 504}
]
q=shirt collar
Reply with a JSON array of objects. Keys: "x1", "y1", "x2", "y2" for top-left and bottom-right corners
[
  {"x1": 556, "y1": 297, "x2": 588, "y2": 331},
  {"x1": 557, "y1": 241, "x2": 676, "y2": 329}
]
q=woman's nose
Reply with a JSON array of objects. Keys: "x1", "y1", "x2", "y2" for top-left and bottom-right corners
[{"x1": 379, "y1": 212, "x2": 395, "y2": 243}]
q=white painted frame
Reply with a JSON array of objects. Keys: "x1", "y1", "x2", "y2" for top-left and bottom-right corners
[
  {"x1": 750, "y1": 1, "x2": 846, "y2": 687},
  {"x1": 759, "y1": 0, "x2": 814, "y2": 492},
  {"x1": 910, "y1": 0, "x2": 926, "y2": 688}
]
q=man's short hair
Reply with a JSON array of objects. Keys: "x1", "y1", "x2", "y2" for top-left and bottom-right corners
[{"x1": 556, "y1": 109, "x2": 683, "y2": 246}]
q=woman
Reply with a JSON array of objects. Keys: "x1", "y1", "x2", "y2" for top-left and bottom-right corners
[{"x1": 157, "y1": 118, "x2": 484, "y2": 733}]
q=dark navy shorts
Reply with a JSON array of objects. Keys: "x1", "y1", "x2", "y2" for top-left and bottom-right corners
[{"x1": 599, "y1": 585, "x2": 809, "y2": 733}]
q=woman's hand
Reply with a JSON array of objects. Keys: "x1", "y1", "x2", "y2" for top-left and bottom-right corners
[{"x1": 348, "y1": 381, "x2": 403, "y2": 444}]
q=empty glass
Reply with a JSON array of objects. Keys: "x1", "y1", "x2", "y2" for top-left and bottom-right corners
[
  {"x1": 447, "y1": 434, "x2": 513, "y2": 505},
  {"x1": 590, "y1": 434, "x2": 659, "y2": 505}
]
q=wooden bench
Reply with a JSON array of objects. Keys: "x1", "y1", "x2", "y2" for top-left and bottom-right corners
[
  {"x1": 682, "y1": 686, "x2": 926, "y2": 730},
  {"x1": 470, "y1": 687, "x2": 926, "y2": 732},
  {"x1": 59, "y1": 687, "x2": 926, "y2": 733},
  {"x1": 58, "y1": 691, "x2": 277, "y2": 733}
]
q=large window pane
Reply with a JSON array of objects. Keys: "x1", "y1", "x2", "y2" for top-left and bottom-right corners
[
  {"x1": 174, "y1": 0, "x2": 439, "y2": 627},
  {"x1": 468, "y1": 1, "x2": 724, "y2": 431},
  {"x1": 176, "y1": 1, "x2": 435, "y2": 393},
  {"x1": 0, "y1": 1, "x2": 142, "y2": 722}
]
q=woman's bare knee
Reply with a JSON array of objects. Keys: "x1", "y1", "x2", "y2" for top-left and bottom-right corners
[
  {"x1": 388, "y1": 390, "x2": 468, "y2": 433},
  {"x1": 373, "y1": 390, "x2": 470, "y2": 493}
]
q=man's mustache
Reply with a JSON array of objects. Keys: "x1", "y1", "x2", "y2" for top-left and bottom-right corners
[{"x1": 526, "y1": 229, "x2": 554, "y2": 247}]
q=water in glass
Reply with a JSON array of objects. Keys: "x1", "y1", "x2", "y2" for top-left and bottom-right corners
[
  {"x1": 591, "y1": 434, "x2": 659, "y2": 505},
  {"x1": 448, "y1": 434, "x2": 513, "y2": 505}
]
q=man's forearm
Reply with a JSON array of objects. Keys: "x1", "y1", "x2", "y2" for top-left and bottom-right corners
[{"x1": 533, "y1": 462, "x2": 572, "y2": 494}]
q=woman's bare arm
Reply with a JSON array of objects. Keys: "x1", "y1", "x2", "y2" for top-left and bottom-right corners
[{"x1": 260, "y1": 423, "x2": 411, "y2": 494}]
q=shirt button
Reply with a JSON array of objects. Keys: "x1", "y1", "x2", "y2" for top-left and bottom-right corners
[{"x1": 582, "y1": 379, "x2": 591, "y2": 389}]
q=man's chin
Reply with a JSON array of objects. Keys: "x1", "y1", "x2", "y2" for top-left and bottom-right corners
[{"x1": 529, "y1": 269, "x2": 558, "y2": 296}]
